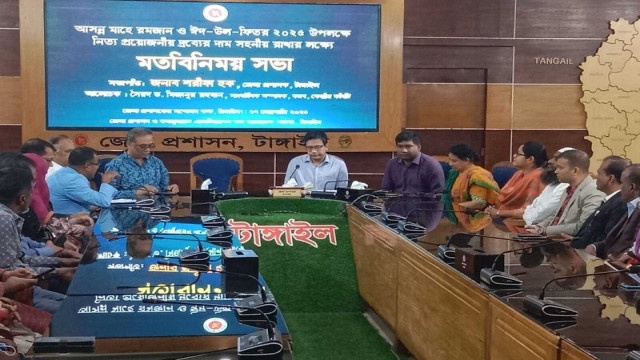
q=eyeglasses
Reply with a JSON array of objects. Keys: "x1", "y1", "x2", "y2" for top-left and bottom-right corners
[
  {"x1": 135, "y1": 143, "x2": 156, "y2": 150},
  {"x1": 514, "y1": 152, "x2": 525, "y2": 157},
  {"x1": 87, "y1": 162, "x2": 100, "y2": 166},
  {"x1": 305, "y1": 145, "x2": 325, "y2": 152}
]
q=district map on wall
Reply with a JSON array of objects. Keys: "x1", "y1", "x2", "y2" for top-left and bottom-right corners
[{"x1": 580, "y1": 18, "x2": 640, "y2": 172}]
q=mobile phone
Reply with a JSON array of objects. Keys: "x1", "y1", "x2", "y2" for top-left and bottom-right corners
[{"x1": 36, "y1": 268, "x2": 56, "y2": 279}]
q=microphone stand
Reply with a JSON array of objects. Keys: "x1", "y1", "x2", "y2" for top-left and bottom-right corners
[
  {"x1": 523, "y1": 265, "x2": 640, "y2": 319},
  {"x1": 436, "y1": 232, "x2": 548, "y2": 264},
  {"x1": 479, "y1": 238, "x2": 567, "y2": 288},
  {"x1": 143, "y1": 299, "x2": 283, "y2": 360}
]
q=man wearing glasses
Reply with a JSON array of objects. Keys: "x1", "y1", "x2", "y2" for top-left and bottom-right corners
[
  {"x1": 284, "y1": 130, "x2": 348, "y2": 191},
  {"x1": 381, "y1": 130, "x2": 445, "y2": 195},
  {"x1": 106, "y1": 127, "x2": 179, "y2": 199},
  {"x1": 48, "y1": 147, "x2": 119, "y2": 214}
]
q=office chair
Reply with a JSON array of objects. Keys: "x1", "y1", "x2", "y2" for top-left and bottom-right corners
[
  {"x1": 491, "y1": 161, "x2": 517, "y2": 188},
  {"x1": 190, "y1": 153, "x2": 243, "y2": 191},
  {"x1": 93, "y1": 154, "x2": 117, "y2": 187}
]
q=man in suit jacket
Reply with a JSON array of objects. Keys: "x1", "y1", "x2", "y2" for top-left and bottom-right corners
[
  {"x1": 570, "y1": 156, "x2": 630, "y2": 248},
  {"x1": 527, "y1": 150, "x2": 605, "y2": 236},
  {"x1": 586, "y1": 164, "x2": 640, "y2": 259}
]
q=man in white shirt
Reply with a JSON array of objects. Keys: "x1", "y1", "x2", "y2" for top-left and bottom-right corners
[
  {"x1": 46, "y1": 135, "x2": 75, "y2": 179},
  {"x1": 284, "y1": 130, "x2": 348, "y2": 191}
]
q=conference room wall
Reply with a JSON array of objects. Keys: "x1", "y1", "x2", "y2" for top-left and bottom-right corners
[{"x1": 1, "y1": 0, "x2": 638, "y2": 193}]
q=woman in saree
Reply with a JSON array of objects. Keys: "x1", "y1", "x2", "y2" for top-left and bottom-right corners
[
  {"x1": 485, "y1": 141, "x2": 548, "y2": 219},
  {"x1": 445, "y1": 144, "x2": 500, "y2": 232}
]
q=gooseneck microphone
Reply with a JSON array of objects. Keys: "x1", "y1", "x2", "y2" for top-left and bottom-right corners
[
  {"x1": 480, "y1": 238, "x2": 567, "y2": 288},
  {"x1": 523, "y1": 264, "x2": 640, "y2": 319},
  {"x1": 287, "y1": 164, "x2": 300, "y2": 182},
  {"x1": 143, "y1": 299, "x2": 283, "y2": 359},
  {"x1": 323, "y1": 179, "x2": 349, "y2": 192},
  {"x1": 435, "y1": 232, "x2": 547, "y2": 264},
  {"x1": 351, "y1": 194, "x2": 383, "y2": 215},
  {"x1": 161, "y1": 261, "x2": 277, "y2": 318},
  {"x1": 380, "y1": 196, "x2": 408, "y2": 225}
]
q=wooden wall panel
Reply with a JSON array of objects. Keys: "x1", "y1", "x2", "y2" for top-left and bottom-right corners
[
  {"x1": 0, "y1": 30, "x2": 19, "y2": 76},
  {"x1": 404, "y1": 0, "x2": 514, "y2": 38},
  {"x1": 396, "y1": 240, "x2": 488, "y2": 360},
  {"x1": 411, "y1": 129, "x2": 486, "y2": 164},
  {"x1": 514, "y1": 40, "x2": 605, "y2": 84},
  {"x1": 489, "y1": 297, "x2": 560, "y2": 360},
  {"x1": 0, "y1": 77, "x2": 20, "y2": 125},
  {"x1": 0, "y1": 0, "x2": 19, "y2": 28},
  {"x1": 511, "y1": 130, "x2": 592, "y2": 157},
  {"x1": 154, "y1": 151, "x2": 276, "y2": 173},
  {"x1": 404, "y1": 66, "x2": 488, "y2": 84},
  {"x1": 516, "y1": 0, "x2": 640, "y2": 38},
  {"x1": 403, "y1": 44, "x2": 513, "y2": 84},
  {"x1": 486, "y1": 85, "x2": 512, "y2": 129},
  {"x1": 0, "y1": 125, "x2": 21, "y2": 152},
  {"x1": 406, "y1": 83, "x2": 486, "y2": 129},
  {"x1": 485, "y1": 130, "x2": 512, "y2": 166},
  {"x1": 512, "y1": 85, "x2": 586, "y2": 129}
]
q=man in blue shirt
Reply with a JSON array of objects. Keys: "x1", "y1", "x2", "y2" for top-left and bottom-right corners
[
  {"x1": 48, "y1": 147, "x2": 119, "y2": 214},
  {"x1": 106, "y1": 128, "x2": 179, "y2": 199},
  {"x1": 284, "y1": 130, "x2": 348, "y2": 191}
]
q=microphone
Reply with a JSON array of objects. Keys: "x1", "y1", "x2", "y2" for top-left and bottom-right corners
[
  {"x1": 323, "y1": 179, "x2": 349, "y2": 192},
  {"x1": 628, "y1": 351, "x2": 640, "y2": 360},
  {"x1": 214, "y1": 191, "x2": 249, "y2": 201},
  {"x1": 381, "y1": 197, "x2": 445, "y2": 226},
  {"x1": 435, "y1": 232, "x2": 548, "y2": 264},
  {"x1": 395, "y1": 207, "x2": 434, "y2": 236},
  {"x1": 380, "y1": 197, "x2": 408, "y2": 225},
  {"x1": 479, "y1": 238, "x2": 566, "y2": 288},
  {"x1": 523, "y1": 264, "x2": 640, "y2": 319},
  {"x1": 287, "y1": 164, "x2": 300, "y2": 182},
  {"x1": 142, "y1": 298, "x2": 283, "y2": 359},
  {"x1": 154, "y1": 261, "x2": 277, "y2": 320},
  {"x1": 351, "y1": 194, "x2": 383, "y2": 215},
  {"x1": 109, "y1": 232, "x2": 215, "y2": 270}
]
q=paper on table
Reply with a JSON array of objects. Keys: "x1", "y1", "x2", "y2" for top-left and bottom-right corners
[{"x1": 111, "y1": 199, "x2": 136, "y2": 204}]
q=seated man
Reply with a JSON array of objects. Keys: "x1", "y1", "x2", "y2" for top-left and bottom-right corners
[
  {"x1": 47, "y1": 147, "x2": 119, "y2": 214},
  {"x1": 284, "y1": 130, "x2": 348, "y2": 190},
  {"x1": 527, "y1": 150, "x2": 605, "y2": 236},
  {"x1": 106, "y1": 127, "x2": 179, "y2": 199},
  {"x1": 46, "y1": 135, "x2": 75, "y2": 179},
  {"x1": 0, "y1": 165, "x2": 66, "y2": 313},
  {"x1": 569, "y1": 156, "x2": 629, "y2": 248},
  {"x1": 19, "y1": 138, "x2": 55, "y2": 167},
  {"x1": 588, "y1": 163, "x2": 640, "y2": 259},
  {"x1": 381, "y1": 130, "x2": 444, "y2": 194}
]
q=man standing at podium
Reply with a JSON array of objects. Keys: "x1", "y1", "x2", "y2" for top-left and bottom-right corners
[
  {"x1": 382, "y1": 130, "x2": 445, "y2": 195},
  {"x1": 284, "y1": 130, "x2": 349, "y2": 191}
]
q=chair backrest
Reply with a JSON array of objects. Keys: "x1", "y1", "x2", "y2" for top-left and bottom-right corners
[
  {"x1": 432, "y1": 155, "x2": 452, "y2": 177},
  {"x1": 190, "y1": 153, "x2": 243, "y2": 191},
  {"x1": 491, "y1": 161, "x2": 517, "y2": 188},
  {"x1": 94, "y1": 154, "x2": 117, "y2": 186}
]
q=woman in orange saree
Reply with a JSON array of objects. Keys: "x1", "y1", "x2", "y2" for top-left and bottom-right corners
[
  {"x1": 485, "y1": 141, "x2": 548, "y2": 219},
  {"x1": 445, "y1": 144, "x2": 500, "y2": 232}
]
